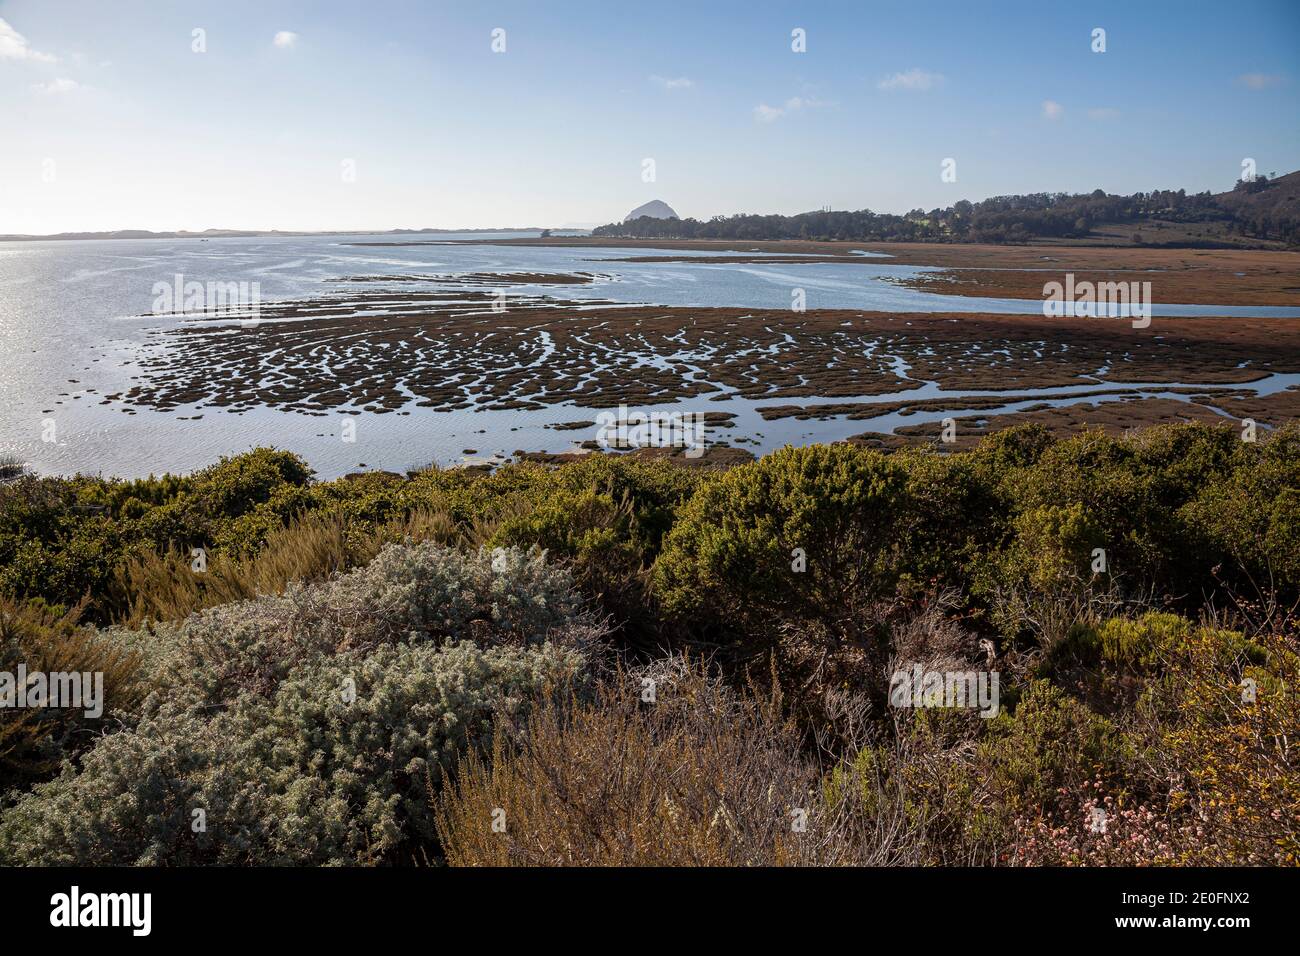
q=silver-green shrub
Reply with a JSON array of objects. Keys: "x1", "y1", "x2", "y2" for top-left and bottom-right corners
[
  {"x1": 0, "y1": 543, "x2": 595, "y2": 865},
  {"x1": 123, "y1": 542, "x2": 595, "y2": 711}
]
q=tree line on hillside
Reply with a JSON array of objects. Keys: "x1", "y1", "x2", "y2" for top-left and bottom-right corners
[{"x1": 594, "y1": 174, "x2": 1300, "y2": 245}]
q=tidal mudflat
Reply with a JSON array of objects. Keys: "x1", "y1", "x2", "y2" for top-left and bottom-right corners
[
  {"x1": 5, "y1": 235, "x2": 1299, "y2": 477},
  {"x1": 113, "y1": 271, "x2": 1300, "y2": 456}
]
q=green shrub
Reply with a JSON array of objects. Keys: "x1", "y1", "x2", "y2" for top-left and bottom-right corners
[
  {"x1": 0, "y1": 449, "x2": 317, "y2": 616},
  {"x1": 653, "y1": 443, "x2": 913, "y2": 648},
  {"x1": 891, "y1": 450, "x2": 1005, "y2": 593},
  {"x1": 1094, "y1": 611, "x2": 1192, "y2": 666},
  {"x1": 1001, "y1": 431, "x2": 1163, "y2": 585},
  {"x1": 133, "y1": 448, "x2": 314, "y2": 553},
  {"x1": 978, "y1": 680, "x2": 1125, "y2": 816},
  {"x1": 860, "y1": 680, "x2": 1125, "y2": 860},
  {"x1": 1182, "y1": 423, "x2": 1300, "y2": 604},
  {"x1": 1005, "y1": 502, "x2": 1104, "y2": 592}
]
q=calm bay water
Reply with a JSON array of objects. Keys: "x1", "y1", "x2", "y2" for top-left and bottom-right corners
[{"x1": 1, "y1": 233, "x2": 1297, "y2": 479}]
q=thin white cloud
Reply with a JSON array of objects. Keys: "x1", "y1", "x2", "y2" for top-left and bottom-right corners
[
  {"x1": 650, "y1": 75, "x2": 693, "y2": 90},
  {"x1": 752, "y1": 95, "x2": 826, "y2": 123},
  {"x1": 273, "y1": 31, "x2": 299, "y2": 49},
  {"x1": 1236, "y1": 72, "x2": 1283, "y2": 89},
  {"x1": 1042, "y1": 99, "x2": 1064, "y2": 120},
  {"x1": 0, "y1": 17, "x2": 57, "y2": 63},
  {"x1": 877, "y1": 68, "x2": 944, "y2": 92},
  {"x1": 31, "y1": 77, "x2": 80, "y2": 94},
  {"x1": 1086, "y1": 107, "x2": 1119, "y2": 120}
]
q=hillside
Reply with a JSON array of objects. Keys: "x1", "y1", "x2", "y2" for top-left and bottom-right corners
[
  {"x1": 624, "y1": 200, "x2": 679, "y2": 221},
  {"x1": 596, "y1": 170, "x2": 1300, "y2": 247}
]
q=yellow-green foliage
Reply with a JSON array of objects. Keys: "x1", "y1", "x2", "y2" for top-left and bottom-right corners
[
  {"x1": 1008, "y1": 502, "x2": 1103, "y2": 590},
  {"x1": 1096, "y1": 612, "x2": 1193, "y2": 666},
  {"x1": 1071, "y1": 611, "x2": 1259, "y2": 673},
  {"x1": 1136, "y1": 621, "x2": 1299, "y2": 864}
]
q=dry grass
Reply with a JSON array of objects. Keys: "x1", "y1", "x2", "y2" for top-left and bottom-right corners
[
  {"x1": 992, "y1": 573, "x2": 1131, "y2": 653},
  {"x1": 435, "y1": 659, "x2": 920, "y2": 866},
  {"x1": 112, "y1": 507, "x2": 460, "y2": 625},
  {"x1": 0, "y1": 596, "x2": 141, "y2": 785}
]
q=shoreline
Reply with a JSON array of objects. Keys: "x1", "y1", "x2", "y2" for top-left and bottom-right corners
[{"x1": 377, "y1": 238, "x2": 1300, "y2": 307}]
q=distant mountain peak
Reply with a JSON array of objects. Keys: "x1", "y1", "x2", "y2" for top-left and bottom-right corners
[{"x1": 624, "y1": 200, "x2": 679, "y2": 221}]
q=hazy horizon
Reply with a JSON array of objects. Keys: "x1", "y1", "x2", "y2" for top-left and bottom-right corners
[
  {"x1": 3, "y1": 0, "x2": 1298, "y2": 234},
  {"x1": 7, "y1": 161, "x2": 1300, "y2": 238}
]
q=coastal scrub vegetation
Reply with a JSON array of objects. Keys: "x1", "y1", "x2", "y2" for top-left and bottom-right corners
[{"x1": 0, "y1": 421, "x2": 1296, "y2": 865}]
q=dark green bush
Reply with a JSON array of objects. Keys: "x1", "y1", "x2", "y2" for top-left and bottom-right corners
[
  {"x1": 653, "y1": 443, "x2": 914, "y2": 648},
  {"x1": 1182, "y1": 423, "x2": 1300, "y2": 603}
]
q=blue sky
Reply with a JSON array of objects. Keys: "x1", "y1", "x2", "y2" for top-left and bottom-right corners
[{"x1": 2, "y1": 0, "x2": 1297, "y2": 233}]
